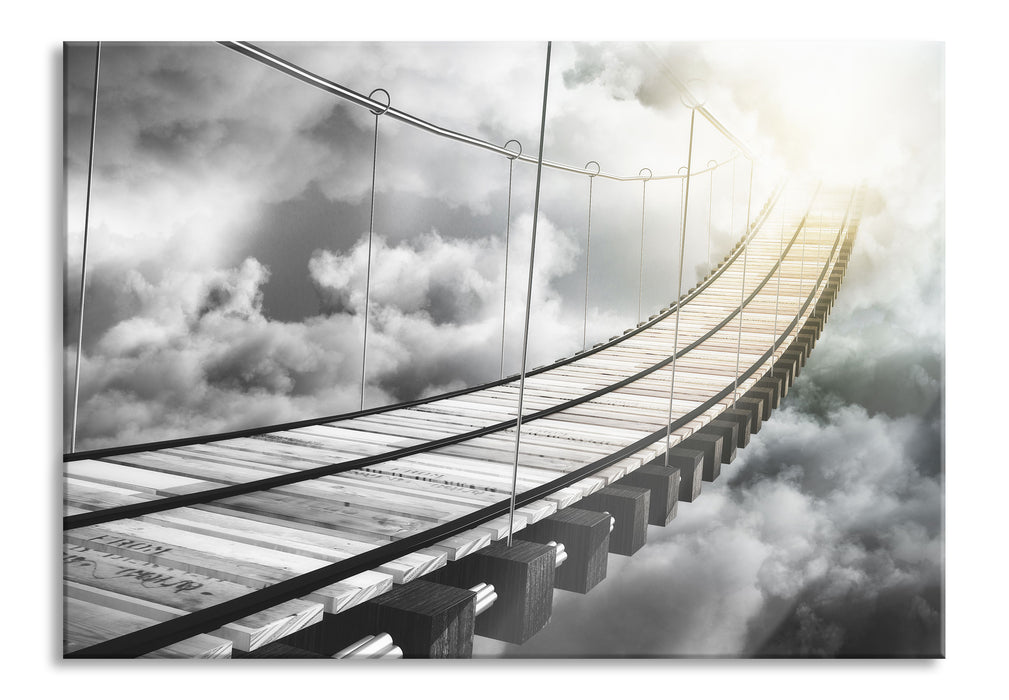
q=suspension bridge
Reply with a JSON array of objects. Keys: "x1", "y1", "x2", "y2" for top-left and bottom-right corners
[{"x1": 62, "y1": 41, "x2": 865, "y2": 658}]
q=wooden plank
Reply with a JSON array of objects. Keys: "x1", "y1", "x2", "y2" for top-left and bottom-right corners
[
  {"x1": 66, "y1": 520, "x2": 333, "y2": 589},
  {"x1": 64, "y1": 477, "x2": 158, "y2": 512},
  {"x1": 64, "y1": 596, "x2": 232, "y2": 658},
  {"x1": 65, "y1": 575, "x2": 322, "y2": 653},
  {"x1": 67, "y1": 459, "x2": 215, "y2": 496},
  {"x1": 110, "y1": 449, "x2": 472, "y2": 525}
]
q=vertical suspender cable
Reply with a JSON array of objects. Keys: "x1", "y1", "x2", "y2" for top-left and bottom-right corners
[
  {"x1": 769, "y1": 188, "x2": 785, "y2": 379},
  {"x1": 732, "y1": 158, "x2": 754, "y2": 408},
  {"x1": 582, "y1": 161, "x2": 599, "y2": 351},
  {"x1": 507, "y1": 41, "x2": 552, "y2": 547},
  {"x1": 663, "y1": 109, "x2": 696, "y2": 466},
  {"x1": 676, "y1": 165, "x2": 688, "y2": 300},
  {"x1": 360, "y1": 89, "x2": 390, "y2": 411},
  {"x1": 728, "y1": 155, "x2": 736, "y2": 250},
  {"x1": 706, "y1": 159, "x2": 717, "y2": 268},
  {"x1": 71, "y1": 41, "x2": 102, "y2": 454},
  {"x1": 636, "y1": 168, "x2": 652, "y2": 324},
  {"x1": 500, "y1": 140, "x2": 522, "y2": 378},
  {"x1": 795, "y1": 186, "x2": 811, "y2": 344}
]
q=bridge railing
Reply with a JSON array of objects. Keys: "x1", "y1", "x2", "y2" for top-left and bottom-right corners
[{"x1": 65, "y1": 41, "x2": 774, "y2": 457}]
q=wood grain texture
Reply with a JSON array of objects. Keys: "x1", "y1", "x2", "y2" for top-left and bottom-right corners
[
  {"x1": 618, "y1": 463, "x2": 681, "y2": 526},
  {"x1": 426, "y1": 540, "x2": 556, "y2": 645},
  {"x1": 665, "y1": 448, "x2": 704, "y2": 503},
  {"x1": 517, "y1": 507, "x2": 610, "y2": 593},
  {"x1": 701, "y1": 419, "x2": 738, "y2": 465},
  {"x1": 719, "y1": 408, "x2": 753, "y2": 448},
  {"x1": 577, "y1": 485, "x2": 650, "y2": 556}
]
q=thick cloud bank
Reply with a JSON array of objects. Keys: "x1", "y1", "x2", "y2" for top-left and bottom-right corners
[
  {"x1": 62, "y1": 41, "x2": 943, "y2": 658},
  {"x1": 481, "y1": 358, "x2": 941, "y2": 658},
  {"x1": 69, "y1": 215, "x2": 628, "y2": 450}
]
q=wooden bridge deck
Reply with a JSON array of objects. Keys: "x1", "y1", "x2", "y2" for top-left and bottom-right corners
[{"x1": 62, "y1": 182, "x2": 864, "y2": 658}]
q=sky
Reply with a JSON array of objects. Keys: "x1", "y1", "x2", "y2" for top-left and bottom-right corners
[
  {"x1": 5, "y1": 0, "x2": 1006, "y2": 694},
  {"x1": 59, "y1": 38, "x2": 945, "y2": 660}
]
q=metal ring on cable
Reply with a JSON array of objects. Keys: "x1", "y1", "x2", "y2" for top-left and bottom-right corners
[
  {"x1": 678, "y1": 79, "x2": 707, "y2": 110},
  {"x1": 585, "y1": 160, "x2": 601, "y2": 178},
  {"x1": 368, "y1": 88, "x2": 391, "y2": 116},
  {"x1": 678, "y1": 165, "x2": 689, "y2": 177},
  {"x1": 503, "y1": 139, "x2": 523, "y2": 160},
  {"x1": 707, "y1": 159, "x2": 719, "y2": 170},
  {"x1": 639, "y1": 167, "x2": 653, "y2": 181}
]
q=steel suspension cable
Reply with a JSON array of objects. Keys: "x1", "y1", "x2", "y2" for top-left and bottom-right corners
[
  {"x1": 795, "y1": 187, "x2": 810, "y2": 345},
  {"x1": 769, "y1": 188, "x2": 786, "y2": 381},
  {"x1": 677, "y1": 165, "x2": 688, "y2": 299},
  {"x1": 663, "y1": 109, "x2": 696, "y2": 467},
  {"x1": 637, "y1": 168, "x2": 652, "y2": 324},
  {"x1": 582, "y1": 161, "x2": 600, "y2": 351},
  {"x1": 733, "y1": 158, "x2": 754, "y2": 408},
  {"x1": 500, "y1": 140, "x2": 522, "y2": 379},
  {"x1": 507, "y1": 41, "x2": 552, "y2": 547},
  {"x1": 70, "y1": 41, "x2": 101, "y2": 454},
  {"x1": 220, "y1": 41, "x2": 736, "y2": 184},
  {"x1": 706, "y1": 159, "x2": 717, "y2": 268},
  {"x1": 359, "y1": 89, "x2": 390, "y2": 411}
]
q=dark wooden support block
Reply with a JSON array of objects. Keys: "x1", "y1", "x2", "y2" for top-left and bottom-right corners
[
  {"x1": 360, "y1": 581, "x2": 475, "y2": 659},
  {"x1": 792, "y1": 336, "x2": 813, "y2": 363},
  {"x1": 234, "y1": 642, "x2": 329, "y2": 659},
  {"x1": 578, "y1": 485, "x2": 650, "y2": 556},
  {"x1": 669, "y1": 435, "x2": 718, "y2": 486},
  {"x1": 618, "y1": 462, "x2": 681, "y2": 526},
  {"x1": 772, "y1": 366, "x2": 792, "y2": 394},
  {"x1": 718, "y1": 407, "x2": 752, "y2": 448},
  {"x1": 516, "y1": 507, "x2": 610, "y2": 594},
  {"x1": 734, "y1": 396, "x2": 763, "y2": 433},
  {"x1": 701, "y1": 419, "x2": 738, "y2": 466},
  {"x1": 777, "y1": 352, "x2": 800, "y2": 381},
  {"x1": 743, "y1": 386, "x2": 774, "y2": 421},
  {"x1": 797, "y1": 330, "x2": 817, "y2": 353},
  {"x1": 287, "y1": 581, "x2": 475, "y2": 659},
  {"x1": 425, "y1": 540, "x2": 555, "y2": 645},
  {"x1": 773, "y1": 356, "x2": 796, "y2": 388},
  {"x1": 782, "y1": 350, "x2": 805, "y2": 373},
  {"x1": 756, "y1": 374, "x2": 784, "y2": 409},
  {"x1": 668, "y1": 444, "x2": 709, "y2": 497}
]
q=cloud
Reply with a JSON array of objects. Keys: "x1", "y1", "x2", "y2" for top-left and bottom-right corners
[
  {"x1": 482, "y1": 398, "x2": 941, "y2": 658},
  {"x1": 69, "y1": 214, "x2": 633, "y2": 450},
  {"x1": 63, "y1": 41, "x2": 944, "y2": 658}
]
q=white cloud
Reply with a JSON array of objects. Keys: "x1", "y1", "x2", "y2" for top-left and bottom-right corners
[
  {"x1": 69, "y1": 214, "x2": 632, "y2": 449},
  {"x1": 482, "y1": 401, "x2": 941, "y2": 658}
]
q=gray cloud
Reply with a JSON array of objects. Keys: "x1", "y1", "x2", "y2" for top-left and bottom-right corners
[
  {"x1": 63, "y1": 41, "x2": 943, "y2": 658},
  {"x1": 481, "y1": 388, "x2": 941, "y2": 658},
  {"x1": 69, "y1": 213, "x2": 632, "y2": 450}
]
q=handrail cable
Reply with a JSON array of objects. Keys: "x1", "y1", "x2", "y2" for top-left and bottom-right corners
[
  {"x1": 219, "y1": 41, "x2": 737, "y2": 183},
  {"x1": 641, "y1": 42, "x2": 755, "y2": 161},
  {"x1": 66, "y1": 40, "x2": 749, "y2": 457}
]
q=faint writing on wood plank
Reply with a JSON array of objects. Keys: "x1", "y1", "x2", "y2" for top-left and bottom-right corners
[
  {"x1": 64, "y1": 549, "x2": 205, "y2": 593},
  {"x1": 86, "y1": 534, "x2": 173, "y2": 555}
]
